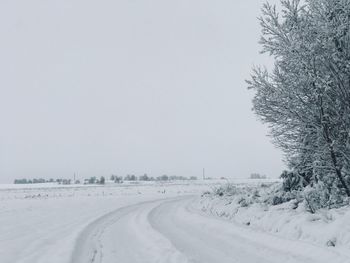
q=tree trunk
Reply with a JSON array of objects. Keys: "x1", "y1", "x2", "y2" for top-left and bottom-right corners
[
  {"x1": 322, "y1": 121, "x2": 350, "y2": 196},
  {"x1": 328, "y1": 145, "x2": 350, "y2": 196},
  {"x1": 320, "y1": 100, "x2": 350, "y2": 196}
]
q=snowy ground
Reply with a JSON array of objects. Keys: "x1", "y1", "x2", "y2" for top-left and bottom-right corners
[
  {"x1": 0, "y1": 180, "x2": 214, "y2": 263},
  {"x1": 1, "y1": 180, "x2": 349, "y2": 263},
  {"x1": 196, "y1": 183, "x2": 350, "y2": 261}
]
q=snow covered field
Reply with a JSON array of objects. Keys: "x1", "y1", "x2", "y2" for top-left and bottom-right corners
[
  {"x1": 1, "y1": 180, "x2": 349, "y2": 263},
  {"x1": 0, "y1": 181, "x2": 213, "y2": 263}
]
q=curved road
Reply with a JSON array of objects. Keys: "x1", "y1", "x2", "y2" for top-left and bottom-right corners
[{"x1": 71, "y1": 196, "x2": 349, "y2": 263}]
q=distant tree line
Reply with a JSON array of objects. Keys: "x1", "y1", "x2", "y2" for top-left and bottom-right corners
[
  {"x1": 14, "y1": 178, "x2": 78, "y2": 185},
  {"x1": 111, "y1": 174, "x2": 197, "y2": 183},
  {"x1": 14, "y1": 174, "x2": 197, "y2": 185},
  {"x1": 250, "y1": 173, "x2": 267, "y2": 179},
  {"x1": 83, "y1": 176, "x2": 105, "y2": 185}
]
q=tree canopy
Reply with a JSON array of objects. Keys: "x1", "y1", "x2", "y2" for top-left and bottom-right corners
[{"x1": 248, "y1": 0, "x2": 350, "y2": 197}]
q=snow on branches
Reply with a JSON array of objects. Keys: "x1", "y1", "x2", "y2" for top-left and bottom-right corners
[{"x1": 247, "y1": 0, "x2": 350, "y2": 198}]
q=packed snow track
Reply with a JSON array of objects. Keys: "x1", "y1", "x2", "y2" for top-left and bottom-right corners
[{"x1": 71, "y1": 196, "x2": 350, "y2": 263}]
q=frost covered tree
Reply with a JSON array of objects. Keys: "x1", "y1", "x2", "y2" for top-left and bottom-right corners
[
  {"x1": 247, "y1": 0, "x2": 350, "y2": 197},
  {"x1": 100, "y1": 176, "x2": 105, "y2": 184}
]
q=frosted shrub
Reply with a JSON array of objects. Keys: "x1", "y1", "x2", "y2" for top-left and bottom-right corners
[
  {"x1": 266, "y1": 188, "x2": 299, "y2": 206},
  {"x1": 303, "y1": 185, "x2": 326, "y2": 213},
  {"x1": 281, "y1": 171, "x2": 306, "y2": 192},
  {"x1": 304, "y1": 181, "x2": 350, "y2": 212},
  {"x1": 238, "y1": 197, "x2": 250, "y2": 207},
  {"x1": 212, "y1": 184, "x2": 239, "y2": 197},
  {"x1": 271, "y1": 195, "x2": 284, "y2": 206}
]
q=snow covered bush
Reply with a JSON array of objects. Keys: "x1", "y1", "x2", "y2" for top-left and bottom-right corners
[
  {"x1": 304, "y1": 182, "x2": 349, "y2": 213},
  {"x1": 303, "y1": 184, "x2": 328, "y2": 213},
  {"x1": 210, "y1": 179, "x2": 348, "y2": 213},
  {"x1": 212, "y1": 184, "x2": 240, "y2": 197},
  {"x1": 211, "y1": 182, "x2": 282, "y2": 207},
  {"x1": 280, "y1": 171, "x2": 307, "y2": 192},
  {"x1": 196, "y1": 183, "x2": 350, "y2": 251}
]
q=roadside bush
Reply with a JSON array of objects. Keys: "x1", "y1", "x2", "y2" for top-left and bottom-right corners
[
  {"x1": 212, "y1": 184, "x2": 239, "y2": 197},
  {"x1": 280, "y1": 171, "x2": 306, "y2": 192},
  {"x1": 238, "y1": 197, "x2": 250, "y2": 207},
  {"x1": 303, "y1": 184, "x2": 328, "y2": 213}
]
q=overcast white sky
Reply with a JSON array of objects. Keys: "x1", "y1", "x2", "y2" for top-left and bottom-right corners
[{"x1": 0, "y1": 0, "x2": 284, "y2": 183}]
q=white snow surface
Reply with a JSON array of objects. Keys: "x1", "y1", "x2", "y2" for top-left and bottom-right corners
[
  {"x1": 196, "y1": 183, "x2": 350, "y2": 260},
  {"x1": 0, "y1": 181, "x2": 213, "y2": 263},
  {"x1": 1, "y1": 180, "x2": 349, "y2": 263}
]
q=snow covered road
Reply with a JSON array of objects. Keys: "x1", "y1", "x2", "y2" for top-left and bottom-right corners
[
  {"x1": 70, "y1": 196, "x2": 350, "y2": 263},
  {"x1": 70, "y1": 197, "x2": 188, "y2": 263}
]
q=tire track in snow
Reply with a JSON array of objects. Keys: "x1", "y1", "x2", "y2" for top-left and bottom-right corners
[
  {"x1": 71, "y1": 195, "x2": 350, "y2": 263},
  {"x1": 70, "y1": 197, "x2": 189, "y2": 263}
]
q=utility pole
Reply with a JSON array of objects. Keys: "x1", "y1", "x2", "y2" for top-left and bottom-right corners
[{"x1": 202, "y1": 168, "x2": 205, "y2": 180}]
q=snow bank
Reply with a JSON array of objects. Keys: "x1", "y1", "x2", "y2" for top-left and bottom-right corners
[{"x1": 195, "y1": 183, "x2": 350, "y2": 253}]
